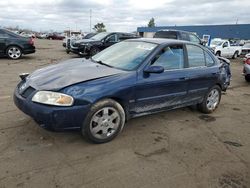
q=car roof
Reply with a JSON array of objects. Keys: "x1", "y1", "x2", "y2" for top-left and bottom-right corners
[
  {"x1": 156, "y1": 29, "x2": 192, "y2": 34},
  {"x1": 126, "y1": 37, "x2": 196, "y2": 45}
]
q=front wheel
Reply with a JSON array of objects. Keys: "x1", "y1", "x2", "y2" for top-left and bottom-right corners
[
  {"x1": 6, "y1": 46, "x2": 22, "y2": 60},
  {"x1": 82, "y1": 99, "x2": 125, "y2": 143},
  {"x1": 89, "y1": 47, "x2": 100, "y2": 56},
  {"x1": 232, "y1": 51, "x2": 238, "y2": 59},
  {"x1": 198, "y1": 85, "x2": 221, "y2": 114}
]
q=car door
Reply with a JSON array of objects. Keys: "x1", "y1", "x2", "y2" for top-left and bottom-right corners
[
  {"x1": 185, "y1": 44, "x2": 218, "y2": 102},
  {"x1": 134, "y1": 44, "x2": 189, "y2": 114}
]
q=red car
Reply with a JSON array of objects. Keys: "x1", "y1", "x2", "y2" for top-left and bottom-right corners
[{"x1": 46, "y1": 33, "x2": 65, "y2": 40}]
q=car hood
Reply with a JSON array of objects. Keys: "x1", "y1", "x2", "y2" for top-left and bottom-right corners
[
  {"x1": 75, "y1": 38, "x2": 100, "y2": 44},
  {"x1": 26, "y1": 58, "x2": 125, "y2": 91}
]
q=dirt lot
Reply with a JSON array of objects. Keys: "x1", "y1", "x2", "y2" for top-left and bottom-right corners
[{"x1": 0, "y1": 39, "x2": 250, "y2": 188}]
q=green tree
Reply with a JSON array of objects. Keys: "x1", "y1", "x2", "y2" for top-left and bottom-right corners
[
  {"x1": 148, "y1": 18, "x2": 155, "y2": 27},
  {"x1": 93, "y1": 23, "x2": 106, "y2": 32}
]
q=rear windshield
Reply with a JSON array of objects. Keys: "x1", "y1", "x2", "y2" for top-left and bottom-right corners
[{"x1": 154, "y1": 31, "x2": 177, "y2": 39}]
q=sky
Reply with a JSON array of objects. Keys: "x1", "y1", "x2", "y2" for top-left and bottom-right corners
[{"x1": 0, "y1": 0, "x2": 249, "y2": 32}]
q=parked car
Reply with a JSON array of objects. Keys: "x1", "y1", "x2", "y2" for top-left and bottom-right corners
[
  {"x1": 35, "y1": 33, "x2": 48, "y2": 39},
  {"x1": 154, "y1": 30, "x2": 205, "y2": 45},
  {"x1": 241, "y1": 43, "x2": 250, "y2": 56},
  {"x1": 70, "y1": 32, "x2": 139, "y2": 57},
  {"x1": 245, "y1": 53, "x2": 250, "y2": 58},
  {"x1": 63, "y1": 33, "x2": 97, "y2": 48},
  {"x1": 153, "y1": 29, "x2": 214, "y2": 53},
  {"x1": 14, "y1": 38, "x2": 230, "y2": 143},
  {"x1": 243, "y1": 56, "x2": 250, "y2": 82},
  {"x1": 0, "y1": 28, "x2": 35, "y2": 59},
  {"x1": 46, "y1": 33, "x2": 65, "y2": 40},
  {"x1": 210, "y1": 40, "x2": 242, "y2": 59}
]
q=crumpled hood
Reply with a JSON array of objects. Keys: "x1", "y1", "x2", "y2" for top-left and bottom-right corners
[{"x1": 26, "y1": 58, "x2": 125, "y2": 90}]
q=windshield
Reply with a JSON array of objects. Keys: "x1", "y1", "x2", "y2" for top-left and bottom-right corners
[
  {"x1": 90, "y1": 32, "x2": 110, "y2": 40},
  {"x1": 92, "y1": 41, "x2": 157, "y2": 71},
  {"x1": 211, "y1": 40, "x2": 223, "y2": 46}
]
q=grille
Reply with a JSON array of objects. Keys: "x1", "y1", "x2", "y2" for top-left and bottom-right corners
[{"x1": 21, "y1": 87, "x2": 35, "y2": 98}]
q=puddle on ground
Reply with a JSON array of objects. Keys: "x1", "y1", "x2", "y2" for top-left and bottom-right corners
[
  {"x1": 232, "y1": 108, "x2": 241, "y2": 111},
  {"x1": 223, "y1": 141, "x2": 243, "y2": 147}
]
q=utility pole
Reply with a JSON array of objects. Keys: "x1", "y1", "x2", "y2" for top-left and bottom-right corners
[
  {"x1": 236, "y1": 18, "x2": 238, "y2": 25},
  {"x1": 90, "y1": 9, "x2": 92, "y2": 32}
]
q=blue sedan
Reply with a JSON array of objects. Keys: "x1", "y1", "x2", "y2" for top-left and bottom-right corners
[{"x1": 14, "y1": 38, "x2": 231, "y2": 143}]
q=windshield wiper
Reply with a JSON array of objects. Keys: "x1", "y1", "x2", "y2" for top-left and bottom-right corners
[{"x1": 90, "y1": 57, "x2": 114, "y2": 68}]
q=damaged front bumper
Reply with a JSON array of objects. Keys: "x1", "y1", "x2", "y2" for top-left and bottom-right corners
[{"x1": 13, "y1": 83, "x2": 91, "y2": 131}]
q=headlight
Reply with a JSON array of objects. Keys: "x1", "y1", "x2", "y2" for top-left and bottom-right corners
[{"x1": 32, "y1": 91, "x2": 74, "y2": 106}]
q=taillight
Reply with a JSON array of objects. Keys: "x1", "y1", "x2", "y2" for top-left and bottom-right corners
[
  {"x1": 28, "y1": 38, "x2": 34, "y2": 45},
  {"x1": 245, "y1": 58, "x2": 250, "y2": 65}
]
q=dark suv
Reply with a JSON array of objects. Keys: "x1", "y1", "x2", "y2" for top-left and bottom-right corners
[
  {"x1": 154, "y1": 30, "x2": 204, "y2": 45},
  {"x1": 70, "y1": 32, "x2": 139, "y2": 57},
  {"x1": 0, "y1": 28, "x2": 35, "y2": 59}
]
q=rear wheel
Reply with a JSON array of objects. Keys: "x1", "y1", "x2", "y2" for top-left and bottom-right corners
[
  {"x1": 82, "y1": 99, "x2": 125, "y2": 143},
  {"x1": 6, "y1": 46, "x2": 22, "y2": 60},
  {"x1": 245, "y1": 75, "x2": 250, "y2": 82},
  {"x1": 198, "y1": 85, "x2": 221, "y2": 114}
]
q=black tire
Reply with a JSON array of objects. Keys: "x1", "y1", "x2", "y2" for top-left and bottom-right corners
[
  {"x1": 198, "y1": 85, "x2": 221, "y2": 114},
  {"x1": 245, "y1": 75, "x2": 250, "y2": 82},
  {"x1": 82, "y1": 99, "x2": 125, "y2": 143},
  {"x1": 232, "y1": 51, "x2": 238, "y2": 59},
  {"x1": 215, "y1": 51, "x2": 221, "y2": 56},
  {"x1": 89, "y1": 47, "x2": 100, "y2": 56},
  {"x1": 6, "y1": 46, "x2": 22, "y2": 60}
]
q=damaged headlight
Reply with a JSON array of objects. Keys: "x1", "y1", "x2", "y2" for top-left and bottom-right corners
[{"x1": 32, "y1": 91, "x2": 74, "y2": 106}]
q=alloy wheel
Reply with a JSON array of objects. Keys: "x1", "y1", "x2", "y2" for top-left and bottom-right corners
[
  {"x1": 8, "y1": 47, "x2": 21, "y2": 59},
  {"x1": 206, "y1": 89, "x2": 219, "y2": 111},
  {"x1": 90, "y1": 107, "x2": 120, "y2": 139}
]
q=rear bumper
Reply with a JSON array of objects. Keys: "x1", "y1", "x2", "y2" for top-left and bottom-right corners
[
  {"x1": 13, "y1": 86, "x2": 90, "y2": 131},
  {"x1": 23, "y1": 46, "x2": 36, "y2": 54}
]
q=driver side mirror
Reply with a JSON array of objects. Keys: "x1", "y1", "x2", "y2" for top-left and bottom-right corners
[{"x1": 144, "y1": 66, "x2": 164, "y2": 74}]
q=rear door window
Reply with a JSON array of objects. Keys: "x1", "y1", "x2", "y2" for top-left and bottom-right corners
[
  {"x1": 152, "y1": 45, "x2": 184, "y2": 70},
  {"x1": 186, "y1": 44, "x2": 206, "y2": 67},
  {"x1": 204, "y1": 51, "x2": 215, "y2": 67}
]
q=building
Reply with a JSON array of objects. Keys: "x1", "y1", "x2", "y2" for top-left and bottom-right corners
[{"x1": 137, "y1": 24, "x2": 250, "y2": 39}]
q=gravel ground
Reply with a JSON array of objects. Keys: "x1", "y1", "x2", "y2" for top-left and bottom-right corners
[{"x1": 0, "y1": 39, "x2": 249, "y2": 188}]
